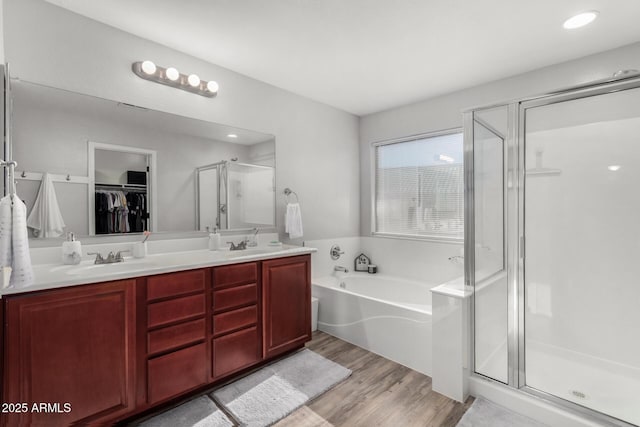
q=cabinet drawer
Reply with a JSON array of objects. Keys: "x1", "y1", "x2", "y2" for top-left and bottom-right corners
[
  {"x1": 148, "y1": 343, "x2": 207, "y2": 404},
  {"x1": 213, "y1": 326, "x2": 260, "y2": 378},
  {"x1": 148, "y1": 294, "x2": 205, "y2": 329},
  {"x1": 213, "y1": 263, "x2": 257, "y2": 289},
  {"x1": 213, "y1": 283, "x2": 257, "y2": 312},
  {"x1": 147, "y1": 270, "x2": 205, "y2": 301},
  {"x1": 148, "y1": 318, "x2": 205, "y2": 355},
  {"x1": 213, "y1": 305, "x2": 258, "y2": 336}
]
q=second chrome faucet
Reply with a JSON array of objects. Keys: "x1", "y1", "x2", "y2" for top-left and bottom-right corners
[{"x1": 87, "y1": 250, "x2": 130, "y2": 264}]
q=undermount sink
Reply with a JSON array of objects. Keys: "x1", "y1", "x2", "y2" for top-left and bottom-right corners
[
  {"x1": 66, "y1": 261, "x2": 158, "y2": 276},
  {"x1": 223, "y1": 247, "x2": 281, "y2": 258}
]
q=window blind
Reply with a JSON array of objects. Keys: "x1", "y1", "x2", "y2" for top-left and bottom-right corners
[{"x1": 374, "y1": 132, "x2": 464, "y2": 239}]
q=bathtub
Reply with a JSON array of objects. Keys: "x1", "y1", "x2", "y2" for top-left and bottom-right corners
[{"x1": 312, "y1": 273, "x2": 433, "y2": 376}]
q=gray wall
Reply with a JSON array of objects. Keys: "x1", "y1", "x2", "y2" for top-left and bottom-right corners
[
  {"x1": 360, "y1": 41, "x2": 640, "y2": 235},
  {"x1": 4, "y1": 0, "x2": 360, "y2": 242}
]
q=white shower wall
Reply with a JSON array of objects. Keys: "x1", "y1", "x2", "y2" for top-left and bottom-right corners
[{"x1": 525, "y1": 118, "x2": 640, "y2": 369}]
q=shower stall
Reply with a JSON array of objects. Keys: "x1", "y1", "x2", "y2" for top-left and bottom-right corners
[
  {"x1": 196, "y1": 160, "x2": 275, "y2": 231},
  {"x1": 464, "y1": 73, "x2": 640, "y2": 426}
]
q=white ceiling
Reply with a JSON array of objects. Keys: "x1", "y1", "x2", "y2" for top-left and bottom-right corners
[{"x1": 44, "y1": 0, "x2": 640, "y2": 116}]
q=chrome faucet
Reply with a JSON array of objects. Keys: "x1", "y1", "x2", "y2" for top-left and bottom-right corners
[
  {"x1": 87, "y1": 250, "x2": 130, "y2": 264},
  {"x1": 227, "y1": 240, "x2": 248, "y2": 251},
  {"x1": 114, "y1": 250, "x2": 130, "y2": 262},
  {"x1": 88, "y1": 252, "x2": 105, "y2": 264},
  {"x1": 334, "y1": 265, "x2": 349, "y2": 273}
]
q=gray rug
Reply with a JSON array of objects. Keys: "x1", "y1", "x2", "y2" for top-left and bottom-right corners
[
  {"x1": 456, "y1": 398, "x2": 548, "y2": 427},
  {"x1": 212, "y1": 349, "x2": 352, "y2": 427},
  {"x1": 138, "y1": 395, "x2": 233, "y2": 427}
]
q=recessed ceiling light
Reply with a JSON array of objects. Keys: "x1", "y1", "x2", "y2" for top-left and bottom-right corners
[
  {"x1": 563, "y1": 11, "x2": 599, "y2": 30},
  {"x1": 608, "y1": 165, "x2": 621, "y2": 171},
  {"x1": 227, "y1": 134, "x2": 238, "y2": 138}
]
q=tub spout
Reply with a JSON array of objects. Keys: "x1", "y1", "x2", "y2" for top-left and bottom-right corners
[{"x1": 334, "y1": 265, "x2": 349, "y2": 273}]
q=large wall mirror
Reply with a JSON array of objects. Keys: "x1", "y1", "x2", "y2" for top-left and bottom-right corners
[{"x1": 10, "y1": 80, "x2": 276, "y2": 239}]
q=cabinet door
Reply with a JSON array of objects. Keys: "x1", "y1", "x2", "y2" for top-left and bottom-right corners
[
  {"x1": 3, "y1": 280, "x2": 136, "y2": 426},
  {"x1": 213, "y1": 326, "x2": 260, "y2": 379},
  {"x1": 262, "y1": 255, "x2": 311, "y2": 358},
  {"x1": 147, "y1": 343, "x2": 207, "y2": 404}
]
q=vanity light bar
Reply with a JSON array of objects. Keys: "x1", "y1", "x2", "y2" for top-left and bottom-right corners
[{"x1": 132, "y1": 61, "x2": 218, "y2": 98}]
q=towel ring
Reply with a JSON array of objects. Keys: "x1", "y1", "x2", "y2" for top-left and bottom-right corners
[{"x1": 283, "y1": 188, "x2": 299, "y2": 203}]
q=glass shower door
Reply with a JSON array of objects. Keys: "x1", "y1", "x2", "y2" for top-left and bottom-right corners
[
  {"x1": 523, "y1": 86, "x2": 640, "y2": 425},
  {"x1": 471, "y1": 106, "x2": 509, "y2": 384}
]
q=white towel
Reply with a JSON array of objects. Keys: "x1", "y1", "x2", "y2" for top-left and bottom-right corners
[
  {"x1": 0, "y1": 194, "x2": 34, "y2": 289},
  {"x1": 285, "y1": 202, "x2": 304, "y2": 239},
  {"x1": 27, "y1": 173, "x2": 66, "y2": 238},
  {"x1": 0, "y1": 196, "x2": 12, "y2": 275}
]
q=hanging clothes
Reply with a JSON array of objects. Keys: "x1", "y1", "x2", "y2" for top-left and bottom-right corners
[{"x1": 95, "y1": 189, "x2": 147, "y2": 234}]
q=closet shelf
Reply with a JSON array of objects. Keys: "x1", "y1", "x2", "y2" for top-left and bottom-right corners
[{"x1": 95, "y1": 182, "x2": 147, "y2": 189}]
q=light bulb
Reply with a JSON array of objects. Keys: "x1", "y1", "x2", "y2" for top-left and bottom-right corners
[
  {"x1": 207, "y1": 80, "x2": 219, "y2": 93},
  {"x1": 227, "y1": 134, "x2": 238, "y2": 138},
  {"x1": 563, "y1": 11, "x2": 598, "y2": 29},
  {"x1": 608, "y1": 165, "x2": 621, "y2": 171},
  {"x1": 165, "y1": 67, "x2": 180, "y2": 81},
  {"x1": 141, "y1": 60, "x2": 157, "y2": 75},
  {"x1": 188, "y1": 74, "x2": 201, "y2": 87}
]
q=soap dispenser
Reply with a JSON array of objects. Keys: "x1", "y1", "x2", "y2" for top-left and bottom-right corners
[
  {"x1": 62, "y1": 232, "x2": 82, "y2": 265},
  {"x1": 208, "y1": 227, "x2": 221, "y2": 251}
]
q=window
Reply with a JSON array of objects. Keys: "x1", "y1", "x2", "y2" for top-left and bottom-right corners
[{"x1": 373, "y1": 131, "x2": 464, "y2": 240}]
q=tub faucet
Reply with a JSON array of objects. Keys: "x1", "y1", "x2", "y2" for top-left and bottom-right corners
[{"x1": 334, "y1": 265, "x2": 349, "y2": 273}]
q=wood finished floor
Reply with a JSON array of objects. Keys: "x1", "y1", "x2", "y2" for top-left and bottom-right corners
[{"x1": 275, "y1": 331, "x2": 474, "y2": 427}]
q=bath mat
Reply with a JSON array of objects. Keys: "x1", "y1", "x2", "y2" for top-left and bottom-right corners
[
  {"x1": 138, "y1": 395, "x2": 234, "y2": 427},
  {"x1": 456, "y1": 398, "x2": 548, "y2": 427},
  {"x1": 211, "y1": 349, "x2": 351, "y2": 427}
]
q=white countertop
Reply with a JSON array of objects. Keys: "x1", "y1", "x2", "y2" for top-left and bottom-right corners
[{"x1": 1, "y1": 245, "x2": 316, "y2": 297}]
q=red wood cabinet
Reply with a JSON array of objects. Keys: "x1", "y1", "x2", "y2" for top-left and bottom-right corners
[
  {"x1": 145, "y1": 269, "x2": 208, "y2": 405},
  {"x1": 211, "y1": 262, "x2": 262, "y2": 379},
  {"x1": 3, "y1": 280, "x2": 137, "y2": 426},
  {"x1": 1, "y1": 255, "x2": 312, "y2": 425},
  {"x1": 262, "y1": 255, "x2": 311, "y2": 359}
]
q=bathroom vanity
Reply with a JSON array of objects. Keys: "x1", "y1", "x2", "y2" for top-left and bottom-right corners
[{"x1": 0, "y1": 250, "x2": 312, "y2": 426}]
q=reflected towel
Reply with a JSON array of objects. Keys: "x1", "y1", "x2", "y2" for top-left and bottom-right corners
[
  {"x1": 0, "y1": 195, "x2": 34, "y2": 289},
  {"x1": 285, "y1": 202, "x2": 303, "y2": 239},
  {"x1": 27, "y1": 173, "x2": 66, "y2": 238}
]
